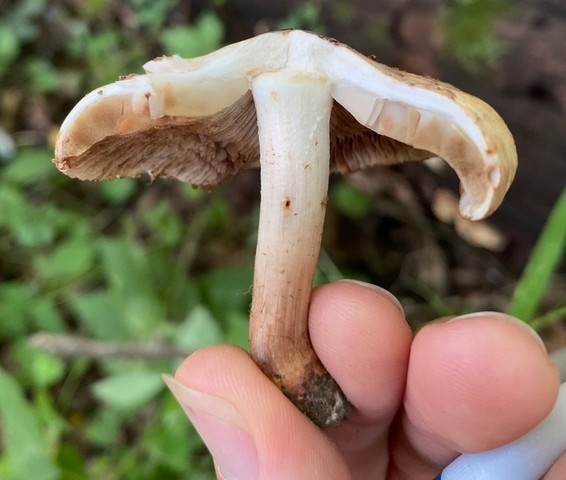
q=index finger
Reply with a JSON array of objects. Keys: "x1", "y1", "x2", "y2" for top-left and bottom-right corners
[{"x1": 309, "y1": 280, "x2": 413, "y2": 477}]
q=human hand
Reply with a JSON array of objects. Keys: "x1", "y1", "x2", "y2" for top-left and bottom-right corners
[{"x1": 164, "y1": 280, "x2": 565, "y2": 479}]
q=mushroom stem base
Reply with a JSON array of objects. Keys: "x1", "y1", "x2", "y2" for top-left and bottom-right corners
[{"x1": 256, "y1": 355, "x2": 352, "y2": 428}]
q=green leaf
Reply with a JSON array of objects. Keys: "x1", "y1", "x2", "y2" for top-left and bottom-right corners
[
  {"x1": 127, "y1": 0, "x2": 177, "y2": 32},
  {"x1": 97, "y1": 178, "x2": 137, "y2": 205},
  {"x1": 70, "y1": 290, "x2": 130, "y2": 341},
  {"x1": 35, "y1": 235, "x2": 96, "y2": 282},
  {"x1": 0, "y1": 26, "x2": 19, "y2": 77},
  {"x1": 99, "y1": 237, "x2": 154, "y2": 302},
  {"x1": 122, "y1": 294, "x2": 164, "y2": 339},
  {"x1": 0, "y1": 454, "x2": 18, "y2": 480},
  {"x1": 9, "y1": 0, "x2": 48, "y2": 42},
  {"x1": 508, "y1": 189, "x2": 566, "y2": 323},
  {"x1": 34, "y1": 389, "x2": 68, "y2": 443},
  {"x1": 224, "y1": 311, "x2": 249, "y2": 350},
  {"x1": 441, "y1": 0, "x2": 511, "y2": 73},
  {"x1": 92, "y1": 370, "x2": 164, "y2": 411},
  {"x1": 143, "y1": 401, "x2": 190, "y2": 471},
  {"x1": 175, "y1": 305, "x2": 222, "y2": 351},
  {"x1": 56, "y1": 443, "x2": 87, "y2": 480},
  {"x1": 85, "y1": 408, "x2": 123, "y2": 447},
  {"x1": 13, "y1": 342, "x2": 66, "y2": 389},
  {"x1": 141, "y1": 200, "x2": 184, "y2": 246},
  {"x1": 206, "y1": 197, "x2": 230, "y2": 229},
  {"x1": 0, "y1": 185, "x2": 51, "y2": 247},
  {"x1": 25, "y1": 57, "x2": 61, "y2": 93},
  {"x1": 331, "y1": 181, "x2": 373, "y2": 218},
  {"x1": 84, "y1": 409, "x2": 121, "y2": 447},
  {"x1": 99, "y1": 237, "x2": 166, "y2": 337},
  {"x1": 0, "y1": 282, "x2": 35, "y2": 337},
  {"x1": 160, "y1": 12, "x2": 224, "y2": 58},
  {"x1": 199, "y1": 264, "x2": 252, "y2": 321},
  {"x1": 30, "y1": 297, "x2": 65, "y2": 332},
  {"x1": 0, "y1": 367, "x2": 59, "y2": 480},
  {"x1": 0, "y1": 185, "x2": 69, "y2": 247},
  {"x1": 276, "y1": 1, "x2": 324, "y2": 32}
]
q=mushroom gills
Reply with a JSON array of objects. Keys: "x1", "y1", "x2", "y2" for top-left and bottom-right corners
[
  {"x1": 331, "y1": 83, "x2": 502, "y2": 219},
  {"x1": 333, "y1": 86, "x2": 482, "y2": 175}
]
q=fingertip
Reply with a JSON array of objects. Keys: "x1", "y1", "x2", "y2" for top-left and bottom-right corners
[
  {"x1": 405, "y1": 312, "x2": 560, "y2": 453},
  {"x1": 448, "y1": 311, "x2": 548, "y2": 352},
  {"x1": 174, "y1": 344, "x2": 249, "y2": 392},
  {"x1": 309, "y1": 280, "x2": 411, "y2": 419},
  {"x1": 334, "y1": 279, "x2": 405, "y2": 315}
]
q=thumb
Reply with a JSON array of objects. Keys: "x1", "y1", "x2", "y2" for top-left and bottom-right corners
[
  {"x1": 163, "y1": 372, "x2": 258, "y2": 479},
  {"x1": 164, "y1": 345, "x2": 351, "y2": 480}
]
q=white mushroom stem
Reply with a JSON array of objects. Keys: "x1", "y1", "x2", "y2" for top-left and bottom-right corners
[{"x1": 250, "y1": 71, "x2": 351, "y2": 427}]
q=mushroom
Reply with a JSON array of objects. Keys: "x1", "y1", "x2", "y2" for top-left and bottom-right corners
[{"x1": 53, "y1": 30, "x2": 517, "y2": 427}]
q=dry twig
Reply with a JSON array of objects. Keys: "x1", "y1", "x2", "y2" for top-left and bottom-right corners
[{"x1": 28, "y1": 333, "x2": 191, "y2": 360}]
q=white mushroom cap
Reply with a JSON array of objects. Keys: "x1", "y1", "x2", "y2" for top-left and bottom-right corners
[{"x1": 55, "y1": 30, "x2": 517, "y2": 220}]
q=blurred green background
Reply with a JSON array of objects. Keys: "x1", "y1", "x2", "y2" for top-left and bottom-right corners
[{"x1": 0, "y1": 1, "x2": 564, "y2": 479}]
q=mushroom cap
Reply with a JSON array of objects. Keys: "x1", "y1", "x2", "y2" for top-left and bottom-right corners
[{"x1": 54, "y1": 30, "x2": 517, "y2": 220}]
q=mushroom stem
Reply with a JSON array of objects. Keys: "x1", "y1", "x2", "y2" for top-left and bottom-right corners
[{"x1": 250, "y1": 71, "x2": 352, "y2": 427}]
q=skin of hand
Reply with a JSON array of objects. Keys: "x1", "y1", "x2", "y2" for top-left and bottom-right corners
[{"x1": 164, "y1": 280, "x2": 564, "y2": 480}]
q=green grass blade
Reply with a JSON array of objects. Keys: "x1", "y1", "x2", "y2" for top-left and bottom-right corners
[
  {"x1": 0, "y1": 367, "x2": 59, "y2": 480},
  {"x1": 508, "y1": 189, "x2": 566, "y2": 323},
  {"x1": 530, "y1": 305, "x2": 566, "y2": 331}
]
